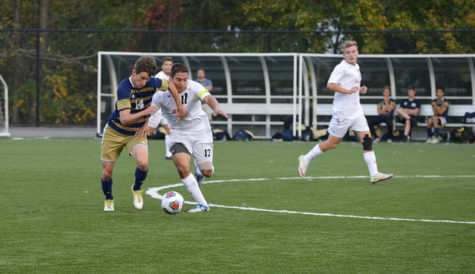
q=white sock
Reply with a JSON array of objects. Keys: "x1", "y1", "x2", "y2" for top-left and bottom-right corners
[
  {"x1": 181, "y1": 174, "x2": 207, "y2": 205},
  {"x1": 303, "y1": 144, "x2": 323, "y2": 162},
  {"x1": 165, "y1": 135, "x2": 172, "y2": 157},
  {"x1": 363, "y1": 151, "x2": 379, "y2": 177}
]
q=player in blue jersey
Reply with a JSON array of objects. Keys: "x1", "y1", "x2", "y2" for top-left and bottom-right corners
[
  {"x1": 101, "y1": 56, "x2": 187, "y2": 211},
  {"x1": 369, "y1": 86, "x2": 397, "y2": 143},
  {"x1": 426, "y1": 88, "x2": 449, "y2": 144},
  {"x1": 397, "y1": 87, "x2": 421, "y2": 142}
]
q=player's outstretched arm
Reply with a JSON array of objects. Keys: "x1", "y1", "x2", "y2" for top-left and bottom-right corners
[
  {"x1": 203, "y1": 95, "x2": 228, "y2": 118},
  {"x1": 119, "y1": 106, "x2": 157, "y2": 125},
  {"x1": 167, "y1": 80, "x2": 188, "y2": 120}
]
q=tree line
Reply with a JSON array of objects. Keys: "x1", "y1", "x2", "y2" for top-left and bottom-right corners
[{"x1": 0, "y1": 0, "x2": 473, "y2": 125}]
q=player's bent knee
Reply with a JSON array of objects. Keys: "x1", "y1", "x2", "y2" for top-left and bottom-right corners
[
  {"x1": 362, "y1": 134, "x2": 372, "y2": 151},
  {"x1": 198, "y1": 162, "x2": 213, "y2": 174},
  {"x1": 202, "y1": 170, "x2": 213, "y2": 177}
]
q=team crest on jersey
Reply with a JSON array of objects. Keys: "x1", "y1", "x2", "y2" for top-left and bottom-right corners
[{"x1": 131, "y1": 94, "x2": 136, "y2": 99}]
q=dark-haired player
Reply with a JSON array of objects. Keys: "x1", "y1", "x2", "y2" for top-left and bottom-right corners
[{"x1": 137, "y1": 63, "x2": 227, "y2": 212}]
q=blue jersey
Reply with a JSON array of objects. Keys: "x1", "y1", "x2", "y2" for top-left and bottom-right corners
[
  {"x1": 107, "y1": 77, "x2": 168, "y2": 136},
  {"x1": 195, "y1": 78, "x2": 213, "y2": 88},
  {"x1": 400, "y1": 98, "x2": 421, "y2": 116},
  {"x1": 377, "y1": 98, "x2": 397, "y2": 118},
  {"x1": 431, "y1": 98, "x2": 449, "y2": 119}
]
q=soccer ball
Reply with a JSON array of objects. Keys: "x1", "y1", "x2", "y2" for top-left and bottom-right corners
[{"x1": 161, "y1": 191, "x2": 184, "y2": 214}]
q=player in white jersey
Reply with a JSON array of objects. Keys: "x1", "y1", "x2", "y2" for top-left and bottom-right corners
[
  {"x1": 154, "y1": 57, "x2": 173, "y2": 159},
  {"x1": 298, "y1": 40, "x2": 392, "y2": 184},
  {"x1": 137, "y1": 63, "x2": 228, "y2": 212}
]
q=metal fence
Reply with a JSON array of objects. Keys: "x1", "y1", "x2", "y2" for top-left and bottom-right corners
[{"x1": 0, "y1": 28, "x2": 473, "y2": 126}]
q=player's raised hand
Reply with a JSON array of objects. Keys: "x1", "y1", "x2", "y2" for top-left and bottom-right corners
[
  {"x1": 360, "y1": 86, "x2": 368, "y2": 94},
  {"x1": 213, "y1": 109, "x2": 228, "y2": 119}
]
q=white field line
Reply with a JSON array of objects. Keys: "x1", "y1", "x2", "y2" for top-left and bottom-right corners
[{"x1": 145, "y1": 175, "x2": 475, "y2": 225}]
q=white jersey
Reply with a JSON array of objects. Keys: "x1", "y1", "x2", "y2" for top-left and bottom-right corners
[
  {"x1": 327, "y1": 60, "x2": 364, "y2": 119},
  {"x1": 152, "y1": 71, "x2": 170, "y2": 125},
  {"x1": 155, "y1": 71, "x2": 170, "y2": 81},
  {"x1": 149, "y1": 80, "x2": 211, "y2": 132}
]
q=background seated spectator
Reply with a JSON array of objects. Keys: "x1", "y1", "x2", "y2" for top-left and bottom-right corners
[
  {"x1": 369, "y1": 86, "x2": 396, "y2": 143},
  {"x1": 195, "y1": 68, "x2": 213, "y2": 91},
  {"x1": 426, "y1": 88, "x2": 449, "y2": 144},
  {"x1": 397, "y1": 87, "x2": 421, "y2": 142}
]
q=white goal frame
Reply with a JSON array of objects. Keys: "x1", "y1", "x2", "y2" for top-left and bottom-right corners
[{"x1": 0, "y1": 75, "x2": 10, "y2": 137}]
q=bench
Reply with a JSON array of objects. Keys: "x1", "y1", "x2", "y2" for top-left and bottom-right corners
[
  {"x1": 211, "y1": 103, "x2": 474, "y2": 139},
  {"x1": 315, "y1": 104, "x2": 474, "y2": 127},
  {"x1": 212, "y1": 103, "x2": 295, "y2": 138}
]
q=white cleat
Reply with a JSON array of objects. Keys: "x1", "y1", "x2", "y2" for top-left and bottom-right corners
[
  {"x1": 131, "y1": 186, "x2": 143, "y2": 210},
  {"x1": 298, "y1": 155, "x2": 309, "y2": 178},
  {"x1": 187, "y1": 204, "x2": 209, "y2": 213},
  {"x1": 371, "y1": 173, "x2": 393, "y2": 184},
  {"x1": 104, "y1": 199, "x2": 115, "y2": 211},
  {"x1": 430, "y1": 138, "x2": 440, "y2": 144}
]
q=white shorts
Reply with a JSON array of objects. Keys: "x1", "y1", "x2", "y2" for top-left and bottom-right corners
[
  {"x1": 170, "y1": 129, "x2": 213, "y2": 164},
  {"x1": 328, "y1": 114, "x2": 370, "y2": 138}
]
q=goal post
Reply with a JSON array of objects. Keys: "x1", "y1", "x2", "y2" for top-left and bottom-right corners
[{"x1": 0, "y1": 74, "x2": 10, "y2": 137}]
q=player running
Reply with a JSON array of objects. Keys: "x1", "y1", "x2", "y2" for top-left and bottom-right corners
[
  {"x1": 154, "y1": 57, "x2": 174, "y2": 159},
  {"x1": 100, "y1": 56, "x2": 187, "y2": 211},
  {"x1": 137, "y1": 63, "x2": 228, "y2": 213},
  {"x1": 298, "y1": 41, "x2": 393, "y2": 184}
]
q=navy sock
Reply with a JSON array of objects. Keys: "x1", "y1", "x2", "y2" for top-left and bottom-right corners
[
  {"x1": 427, "y1": 128, "x2": 432, "y2": 137},
  {"x1": 133, "y1": 167, "x2": 148, "y2": 191},
  {"x1": 434, "y1": 128, "x2": 439, "y2": 137},
  {"x1": 101, "y1": 178, "x2": 113, "y2": 200}
]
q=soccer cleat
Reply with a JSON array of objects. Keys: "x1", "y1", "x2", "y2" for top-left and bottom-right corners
[
  {"x1": 298, "y1": 155, "x2": 309, "y2": 178},
  {"x1": 425, "y1": 138, "x2": 432, "y2": 143},
  {"x1": 187, "y1": 204, "x2": 209, "y2": 213},
  {"x1": 195, "y1": 165, "x2": 205, "y2": 186},
  {"x1": 131, "y1": 185, "x2": 144, "y2": 210},
  {"x1": 430, "y1": 137, "x2": 440, "y2": 144},
  {"x1": 104, "y1": 199, "x2": 115, "y2": 211},
  {"x1": 387, "y1": 138, "x2": 392, "y2": 143},
  {"x1": 371, "y1": 173, "x2": 393, "y2": 184}
]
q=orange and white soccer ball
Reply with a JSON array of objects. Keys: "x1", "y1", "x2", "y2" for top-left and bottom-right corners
[{"x1": 161, "y1": 191, "x2": 184, "y2": 214}]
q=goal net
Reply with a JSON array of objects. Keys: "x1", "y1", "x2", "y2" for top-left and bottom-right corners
[{"x1": 0, "y1": 75, "x2": 10, "y2": 137}]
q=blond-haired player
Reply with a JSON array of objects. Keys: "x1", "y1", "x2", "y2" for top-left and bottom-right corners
[{"x1": 298, "y1": 41, "x2": 392, "y2": 184}]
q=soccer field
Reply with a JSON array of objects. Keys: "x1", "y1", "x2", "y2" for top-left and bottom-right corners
[{"x1": 0, "y1": 138, "x2": 474, "y2": 273}]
